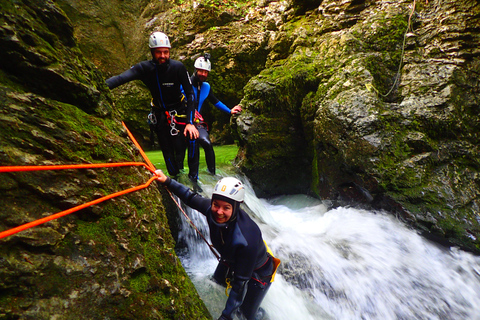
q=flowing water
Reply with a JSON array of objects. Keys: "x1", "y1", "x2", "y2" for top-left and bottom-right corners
[{"x1": 174, "y1": 173, "x2": 480, "y2": 320}]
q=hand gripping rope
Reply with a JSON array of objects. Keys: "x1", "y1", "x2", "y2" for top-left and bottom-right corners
[{"x1": 0, "y1": 122, "x2": 220, "y2": 261}]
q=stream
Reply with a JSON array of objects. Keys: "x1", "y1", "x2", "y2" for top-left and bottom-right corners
[{"x1": 173, "y1": 172, "x2": 480, "y2": 320}]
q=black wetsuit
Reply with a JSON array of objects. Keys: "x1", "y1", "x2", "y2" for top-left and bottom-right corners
[
  {"x1": 164, "y1": 178, "x2": 274, "y2": 320},
  {"x1": 106, "y1": 59, "x2": 197, "y2": 178}
]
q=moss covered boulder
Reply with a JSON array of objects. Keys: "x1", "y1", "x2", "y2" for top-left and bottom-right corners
[
  {"x1": 234, "y1": 0, "x2": 480, "y2": 253},
  {"x1": 0, "y1": 1, "x2": 210, "y2": 318}
]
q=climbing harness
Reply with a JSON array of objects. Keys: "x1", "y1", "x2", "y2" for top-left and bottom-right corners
[
  {"x1": 194, "y1": 110, "x2": 209, "y2": 130},
  {"x1": 149, "y1": 98, "x2": 190, "y2": 136},
  {"x1": 166, "y1": 110, "x2": 185, "y2": 136}
]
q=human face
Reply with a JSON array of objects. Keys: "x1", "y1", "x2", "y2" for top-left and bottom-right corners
[
  {"x1": 153, "y1": 47, "x2": 170, "y2": 64},
  {"x1": 211, "y1": 199, "x2": 233, "y2": 224},
  {"x1": 196, "y1": 69, "x2": 209, "y2": 82}
]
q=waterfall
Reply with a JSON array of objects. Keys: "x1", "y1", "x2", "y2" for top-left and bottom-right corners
[{"x1": 174, "y1": 175, "x2": 480, "y2": 320}]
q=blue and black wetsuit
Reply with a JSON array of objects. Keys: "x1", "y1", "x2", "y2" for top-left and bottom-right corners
[
  {"x1": 106, "y1": 59, "x2": 196, "y2": 178},
  {"x1": 164, "y1": 177, "x2": 274, "y2": 320},
  {"x1": 190, "y1": 74, "x2": 232, "y2": 175}
]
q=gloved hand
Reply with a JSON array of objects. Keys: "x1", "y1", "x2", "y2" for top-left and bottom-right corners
[{"x1": 217, "y1": 315, "x2": 231, "y2": 320}]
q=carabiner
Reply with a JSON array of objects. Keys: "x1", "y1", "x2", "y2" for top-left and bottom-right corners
[
  {"x1": 170, "y1": 122, "x2": 179, "y2": 136},
  {"x1": 148, "y1": 112, "x2": 157, "y2": 125}
]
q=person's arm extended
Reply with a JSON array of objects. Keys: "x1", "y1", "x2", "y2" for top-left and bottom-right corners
[
  {"x1": 106, "y1": 64, "x2": 144, "y2": 89},
  {"x1": 207, "y1": 89, "x2": 242, "y2": 115}
]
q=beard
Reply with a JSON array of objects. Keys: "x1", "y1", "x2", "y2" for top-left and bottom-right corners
[
  {"x1": 156, "y1": 57, "x2": 169, "y2": 65},
  {"x1": 197, "y1": 74, "x2": 208, "y2": 82}
]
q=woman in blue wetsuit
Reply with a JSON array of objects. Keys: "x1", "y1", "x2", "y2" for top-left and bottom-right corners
[
  {"x1": 190, "y1": 55, "x2": 242, "y2": 175},
  {"x1": 155, "y1": 171, "x2": 279, "y2": 320},
  {"x1": 106, "y1": 32, "x2": 200, "y2": 182}
]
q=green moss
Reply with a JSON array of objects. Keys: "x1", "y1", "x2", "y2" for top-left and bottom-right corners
[
  {"x1": 362, "y1": 12, "x2": 408, "y2": 52},
  {"x1": 128, "y1": 271, "x2": 151, "y2": 293},
  {"x1": 76, "y1": 216, "x2": 117, "y2": 244},
  {"x1": 243, "y1": 52, "x2": 323, "y2": 118},
  {"x1": 356, "y1": 12, "x2": 409, "y2": 99}
]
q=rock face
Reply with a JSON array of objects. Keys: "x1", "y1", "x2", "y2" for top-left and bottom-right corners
[
  {"x1": 0, "y1": 1, "x2": 210, "y2": 318},
  {"x1": 4, "y1": 1, "x2": 475, "y2": 317},
  {"x1": 55, "y1": 0, "x2": 276, "y2": 148},
  {"x1": 54, "y1": 0, "x2": 479, "y2": 254},
  {"x1": 233, "y1": 0, "x2": 480, "y2": 252}
]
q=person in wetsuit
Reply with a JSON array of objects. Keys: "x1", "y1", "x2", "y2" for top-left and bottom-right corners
[
  {"x1": 106, "y1": 32, "x2": 200, "y2": 182},
  {"x1": 188, "y1": 54, "x2": 242, "y2": 175},
  {"x1": 155, "y1": 171, "x2": 279, "y2": 320}
]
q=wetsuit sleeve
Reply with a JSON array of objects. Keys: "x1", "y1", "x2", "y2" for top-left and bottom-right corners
[
  {"x1": 214, "y1": 101, "x2": 232, "y2": 114},
  {"x1": 207, "y1": 89, "x2": 231, "y2": 114},
  {"x1": 179, "y1": 66, "x2": 195, "y2": 124},
  {"x1": 164, "y1": 178, "x2": 211, "y2": 214},
  {"x1": 105, "y1": 63, "x2": 145, "y2": 89}
]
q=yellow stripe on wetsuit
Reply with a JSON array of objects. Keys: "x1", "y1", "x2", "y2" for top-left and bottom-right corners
[{"x1": 264, "y1": 240, "x2": 281, "y2": 283}]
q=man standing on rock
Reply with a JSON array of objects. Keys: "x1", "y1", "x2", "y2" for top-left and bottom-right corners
[
  {"x1": 184, "y1": 54, "x2": 242, "y2": 176},
  {"x1": 106, "y1": 31, "x2": 200, "y2": 184}
]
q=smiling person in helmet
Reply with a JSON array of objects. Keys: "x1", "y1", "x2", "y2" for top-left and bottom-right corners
[
  {"x1": 106, "y1": 32, "x2": 200, "y2": 182},
  {"x1": 155, "y1": 170, "x2": 278, "y2": 320},
  {"x1": 182, "y1": 53, "x2": 242, "y2": 176}
]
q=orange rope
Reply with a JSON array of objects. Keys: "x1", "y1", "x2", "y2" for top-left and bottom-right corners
[
  {"x1": 119, "y1": 123, "x2": 219, "y2": 259},
  {"x1": 0, "y1": 176, "x2": 157, "y2": 240},
  {"x1": 0, "y1": 122, "x2": 158, "y2": 240},
  {"x1": 0, "y1": 162, "x2": 156, "y2": 173},
  {"x1": 122, "y1": 121, "x2": 155, "y2": 171},
  {"x1": 0, "y1": 121, "x2": 214, "y2": 256}
]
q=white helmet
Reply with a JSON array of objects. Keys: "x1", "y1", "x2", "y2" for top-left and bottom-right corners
[
  {"x1": 194, "y1": 56, "x2": 211, "y2": 72},
  {"x1": 149, "y1": 32, "x2": 171, "y2": 49},
  {"x1": 212, "y1": 177, "x2": 245, "y2": 203}
]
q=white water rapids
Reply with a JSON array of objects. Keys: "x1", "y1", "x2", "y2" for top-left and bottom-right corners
[{"x1": 174, "y1": 174, "x2": 480, "y2": 320}]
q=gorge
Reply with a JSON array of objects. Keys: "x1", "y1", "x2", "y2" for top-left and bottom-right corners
[{"x1": 1, "y1": 0, "x2": 479, "y2": 318}]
